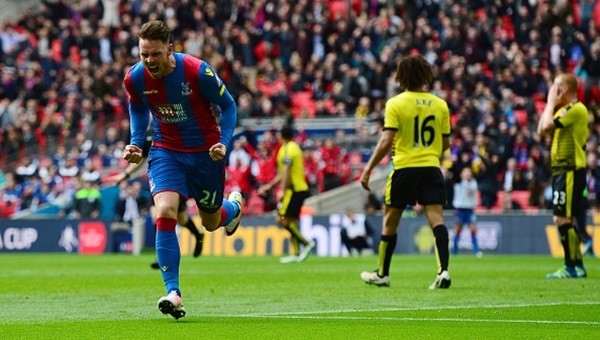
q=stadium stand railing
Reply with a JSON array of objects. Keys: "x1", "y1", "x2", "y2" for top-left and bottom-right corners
[{"x1": 304, "y1": 167, "x2": 388, "y2": 215}]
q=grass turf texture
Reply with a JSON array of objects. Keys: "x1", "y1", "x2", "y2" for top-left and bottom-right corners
[{"x1": 1, "y1": 254, "x2": 598, "y2": 339}]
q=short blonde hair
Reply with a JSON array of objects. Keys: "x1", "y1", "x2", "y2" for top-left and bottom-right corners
[{"x1": 557, "y1": 73, "x2": 579, "y2": 95}]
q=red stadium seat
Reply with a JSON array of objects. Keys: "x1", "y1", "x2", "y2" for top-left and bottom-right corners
[
  {"x1": 348, "y1": 151, "x2": 362, "y2": 166},
  {"x1": 534, "y1": 100, "x2": 546, "y2": 114},
  {"x1": 591, "y1": 85, "x2": 600, "y2": 103},
  {"x1": 475, "y1": 191, "x2": 504, "y2": 213},
  {"x1": 513, "y1": 109, "x2": 527, "y2": 127},
  {"x1": 510, "y1": 190, "x2": 533, "y2": 211},
  {"x1": 451, "y1": 113, "x2": 460, "y2": 126},
  {"x1": 532, "y1": 93, "x2": 544, "y2": 102},
  {"x1": 290, "y1": 91, "x2": 316, "y2": 118},
  {"x1": 567, "y1": 59, "x2": 578, "y2": 72}
]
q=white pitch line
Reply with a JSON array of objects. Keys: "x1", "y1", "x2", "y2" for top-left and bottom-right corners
[
  {"x1": 240, "y1": 301, "x2": 600, "y2": 317},
  {"x1": 222, "y1": 314, "x2": 600, "y2": 326}
]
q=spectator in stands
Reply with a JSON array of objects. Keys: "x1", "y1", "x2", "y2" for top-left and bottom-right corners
[
  {"x1": 114, "y1": 181, "x2": 149, "y2": 230},
  {"x1": 354, "y1": 96, "x2": 371, "y2": 119},
  {"x1": 302, "y1": 145, "x2": 324, "y2": 195},
  {"x1": 580, "y1": 40, "x2": 600, "y2": 103},
  {"x1": 524, "y1": 156, "x2": 549, "y2": 208},
  {"x1": 3, "y1": 0, "x2": 600, "y2": 218},
  {"x1": 503, "y1": 157, "x2": 522, "y2": 210},
  {"x1": 473, "y1": 133, "x2": 501, "y2": 210},
  {"x1": 512, "y1": 131, "x2": 530, "y2": 171},
  {"x1": 228, "y1": 138, "x2": 252, "y2": 168},
  {"x1": 15, "y1": 155, "x2": 38, "y2": 179},
  {"x1": 80, "y1": 161, "x2": 101, "y2": 184},
  {"x1": 72, "y1": 178, "x2": 100, "y2": 220},
  {"x1": 0, "y1": 24, "x2": 27, "y2": 62},
  {"x1": 250, "y1": 141, "x2": 278, "y2": 211},
  {"x1": 1, "y1": 124, "x2": 22, "y2": 156},
  {"x1": 340, "y1": 207, "x2": 373, "y2": 256},
  {"x1": 494, "y1": 121, "x2": 516, "y2": 165},
  {"x1": 227, "y1": 157, "x2": 252, "y2": 195},
  {"x1": 101, "y1": 0, "x2": 120, "y2": 28},
  {"x1": 0, "y1": 172, "x2": 22, "y2": 218},
  {"x1": 58, "y1": 157, "x2": 79, "y2": 179},
  {"x1": 320, "y1": 137, "x2": 345, "y2": 191}
]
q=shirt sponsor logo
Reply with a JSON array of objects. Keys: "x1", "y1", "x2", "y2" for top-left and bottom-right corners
[{"x1": 155, "y1": 103, "x2": 187, "y2": 123}]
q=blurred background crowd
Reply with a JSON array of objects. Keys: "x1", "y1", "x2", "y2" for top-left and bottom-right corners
[{"x1": 1, "y1": 0, "x2": 600, "y2": 220}]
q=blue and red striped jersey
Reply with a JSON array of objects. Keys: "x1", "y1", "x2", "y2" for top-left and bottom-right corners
[{"x1": 123, "y1": 52, "x2": 237, "y2": 152}]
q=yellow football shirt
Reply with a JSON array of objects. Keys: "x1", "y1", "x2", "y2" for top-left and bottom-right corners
[
  {"x1": 551, "y1": 102, "x2": 589, "y2": 173},
  {"x1": 384, "y1": 90, "x2": 451, "y2": 169},
  {"x1": 277, "y1": 140, "x2": 309, "y2": 192}
]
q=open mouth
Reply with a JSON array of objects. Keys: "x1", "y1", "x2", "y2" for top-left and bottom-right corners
[{"x1": 147, "y1": 65, "x2": 159, "y2": 74}]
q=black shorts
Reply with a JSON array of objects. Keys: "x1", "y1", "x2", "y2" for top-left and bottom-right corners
[
  {"x1": 385, "y1": 167, "x2": 446, "y2": 209},
  {"x1": 552, "y1": 168, "x2": 586, "y2": 218},
  {"x1": 279, "y1": 190, "x2": 310, "y2": 219}
]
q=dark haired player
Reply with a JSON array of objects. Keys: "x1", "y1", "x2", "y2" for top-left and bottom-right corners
[{"x1": 359, "y1": 55, "x2": 452, "y2": 289}]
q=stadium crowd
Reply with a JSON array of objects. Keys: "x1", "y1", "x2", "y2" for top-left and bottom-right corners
[{"x1": 1, "y1": 0, "x2": 600, "y2": 219}]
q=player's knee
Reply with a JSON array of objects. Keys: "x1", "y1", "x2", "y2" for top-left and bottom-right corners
[
  {"x1": 155, "y1": 205, "x2": 178, "y2": 219},
  {"x1": 154, "y1": 195, "x2": 179, "y2": 218},
  {"x1": 278, "y1": 215, "x2": 289, "y2": 228},
  {"x1": 553, "y1": 215, "x2": 571, "y2": 226}
]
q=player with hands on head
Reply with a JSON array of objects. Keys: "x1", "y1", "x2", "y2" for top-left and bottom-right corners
[
  {"x1": 122, "y1": 20, "x2": 243, "y2": 320},
  {"x1": 537, "y1": 72, "x2": 589, "y2": 279}
]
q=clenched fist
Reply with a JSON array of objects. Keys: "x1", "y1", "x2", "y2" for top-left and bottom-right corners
[
  {"x1": 123, "y1": 145, "x2": 143, "y2": 164},
  {"x1": 209, "y1": 143, "x2": 227, "y2": 161}
]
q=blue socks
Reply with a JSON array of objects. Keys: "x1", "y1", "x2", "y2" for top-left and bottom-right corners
[
  {"x1": 156, "y1": 217, "x2": 181, "y2": 297},
  {"x1": 220, "y1": 199, "x2": 239, "y2": 226}
]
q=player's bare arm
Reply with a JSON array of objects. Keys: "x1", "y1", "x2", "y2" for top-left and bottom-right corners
[
  {"x1": 442, "y1": 136, "x2": 450, "y2": 152},
  {"x1": 360, "y1": 129, "x2": 395, "y2": 191},
  {"x1": 537, "y1": 83, "x2": 561, "y2": 135},
  {"x1": 281, "y1": 163, "x2": 292, "y2": 189},
  {"x1": 258, "y1": 173, "x2": 282, "y2": 196}
]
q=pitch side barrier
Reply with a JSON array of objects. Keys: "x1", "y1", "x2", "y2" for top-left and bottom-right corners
[
  {"x1": 178, "y1": 213, "x2": 598, "y2": 257},
  {"x1": 2, "y1": 213, "x2": 597, "y2": 257}
]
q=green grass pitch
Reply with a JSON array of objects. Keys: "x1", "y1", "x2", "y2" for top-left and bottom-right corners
[{"x1": 0, "y1": 253, "x2": 598, "y2": 339}]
